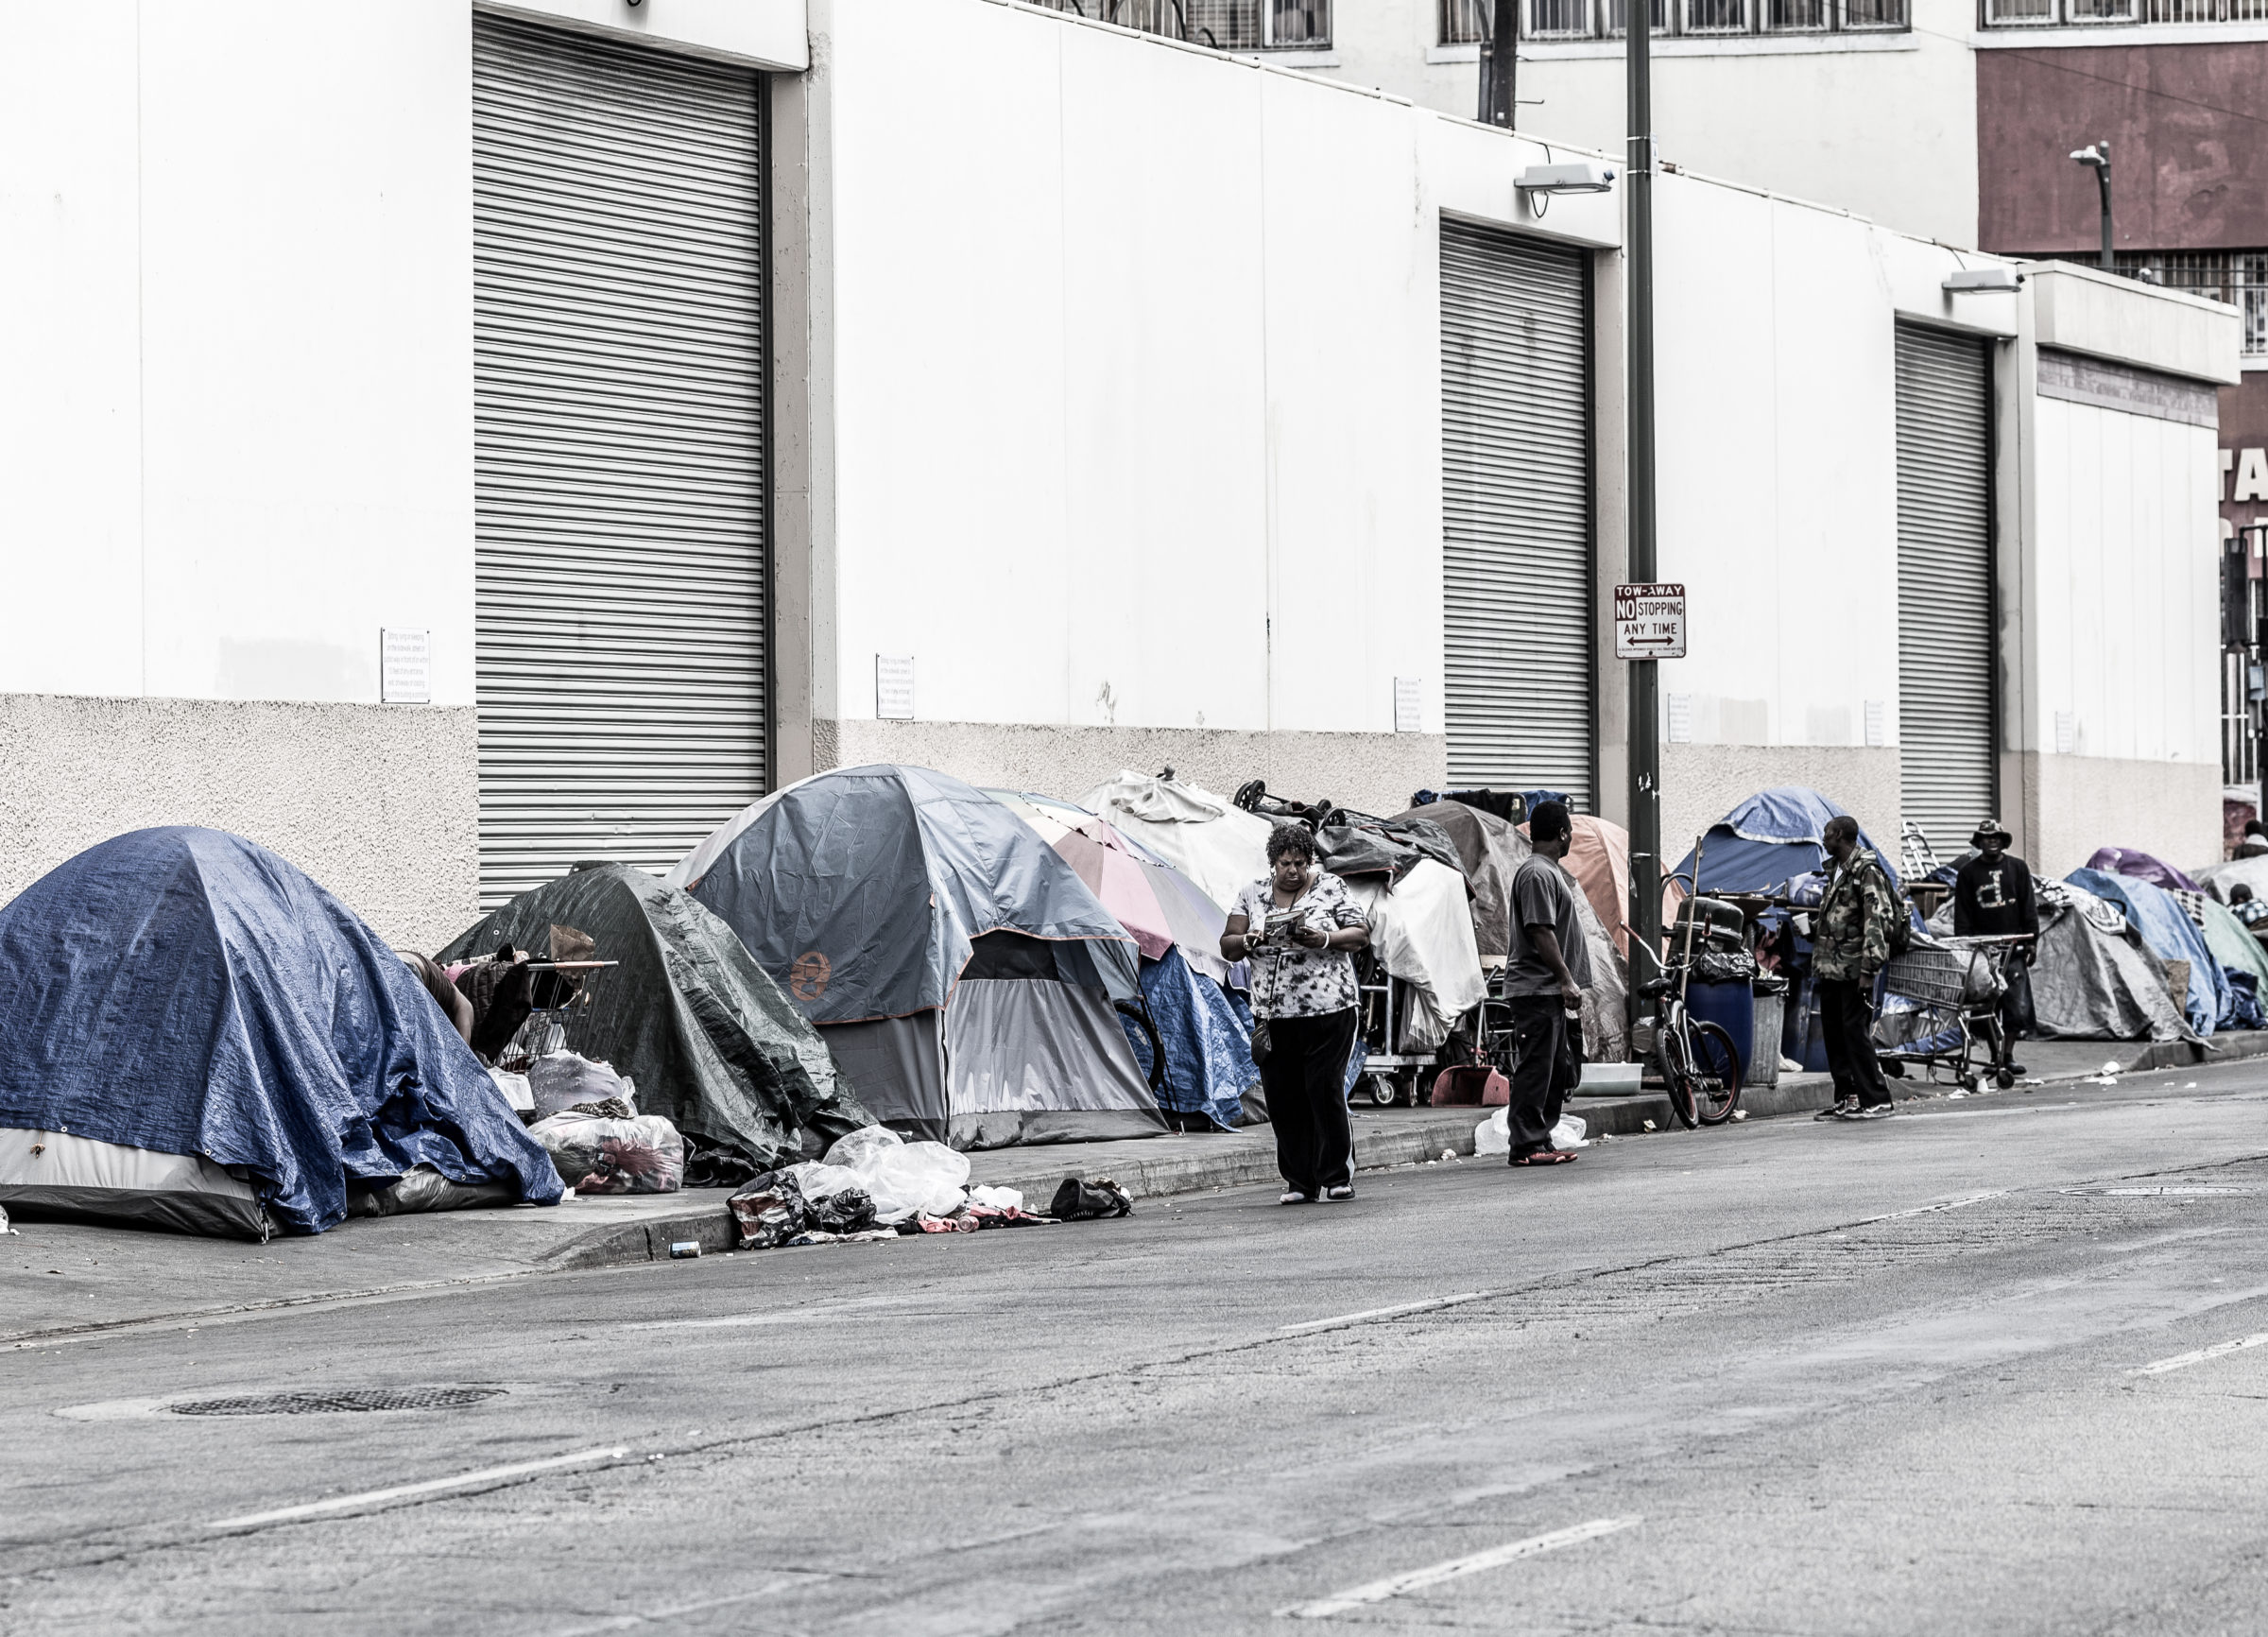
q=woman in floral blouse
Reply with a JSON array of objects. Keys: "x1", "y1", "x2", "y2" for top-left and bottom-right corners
[{"x1": 1221, "y1": 823, "x2": 1371, "y2": 1203}]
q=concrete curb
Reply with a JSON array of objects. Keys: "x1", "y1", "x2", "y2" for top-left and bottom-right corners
[{"x1": 536, "y1": 1030, "x2": 2268, "y2": 1270}]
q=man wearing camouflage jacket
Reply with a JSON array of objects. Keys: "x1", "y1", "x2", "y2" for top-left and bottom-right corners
[{"x1": 1811, "y1": 813, "x2": 1898, "y2": 1122}]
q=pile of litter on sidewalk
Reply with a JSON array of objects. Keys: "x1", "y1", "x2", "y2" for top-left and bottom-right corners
[{"x1": 727, "y1": 1126, "x2": 1131, "y2": 1250}]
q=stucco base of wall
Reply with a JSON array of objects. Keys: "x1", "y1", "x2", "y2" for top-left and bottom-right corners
[
  {"x1": 1661, "y1": 744, "x2": 1903, "y2": 865},
  {"x1": 0, "y1": 694, "x2": 478, "y2": 950},
  {"x1": 2018, "y1": 752, "x2": 2224, "y2": 880},
  {"x1": 828, "y1": 719, "x2": 1449, "y2": 817}
]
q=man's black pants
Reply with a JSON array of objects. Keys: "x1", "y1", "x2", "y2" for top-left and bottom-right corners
[
  {"x1": 1507, "y1": 995, "x2": 1577, "y2": 1158},
  {"x1": 1258, "y1": 1008, "x2": 1357, "y2": 1196},
  {"x1": 1998, "y1": 960, "x2": 2035, "y2": 1062},
  {"x1": 1817, "y1": 976, "x2": 1892, "y2": 1108}
]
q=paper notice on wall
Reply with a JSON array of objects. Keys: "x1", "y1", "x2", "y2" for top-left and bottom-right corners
[
  {"x1": 1666, "y1": 693, "x2": 1692, "y2": 744},
  {"x1": 380, "y1": 629, "x2": 430, "y2": 704},
  {"x1": 1864, "y1": 699, "x2": 1886, "y2": 747},
  {"x1": 2054, "y1": 711, "x2": 2077, "y2": 754},
  {"x1": 1393, "y1": 677, "x2": 1421, "y2": 733},
  {"x1": 876, "y1": 655, "x2": 915, "y2": 720}
]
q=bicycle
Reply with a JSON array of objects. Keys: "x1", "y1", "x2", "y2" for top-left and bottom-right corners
[
  {"x1": 1639, "y1": 956, "x2": 1744, "y2": 1129},
  {"x1": 1638, "y1": 829, "x2": 1744, "y2": 1129}
]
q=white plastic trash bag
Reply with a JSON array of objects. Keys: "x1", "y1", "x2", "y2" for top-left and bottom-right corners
[
  {"x1": 1475, "y1": 1108, "x2": 1511, "y2": 1157},
  {"x1": 868, "y1": 1143, "x2": 971, "y2": 1221},
  {"x1": 1475, "y1": 1108, "x2": 1589, "y2": 1155},
  {"x1": 823, "y1": 1126, "x2": 904, "y2": 1170},
  {"x1": 819, "y1": 1126, "x2": 971, "y2": 1221},
  {"x1": 969, "y1": 1184, "x2": 1023, "y2": 1212},
  {"x1": 781, "y1": 1162, "x2": 868, "y2": 1202},
  {"x1": 487, "y1": 1067, "x2": 534, "y2": 1113}
]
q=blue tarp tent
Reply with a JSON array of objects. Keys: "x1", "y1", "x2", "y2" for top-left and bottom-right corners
[
  {"x1": 2066, "y1": 867, "x2": 2226, "y2": 1035},
  {"x1": 0, "y1": 828, "x2": 561, "y2": 1236},
  {"x1": 1673, "y1": 787, "x2": 1903, "y2": 896}
]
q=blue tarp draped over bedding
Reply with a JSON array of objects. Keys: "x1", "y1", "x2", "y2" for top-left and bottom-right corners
[
  {"x1": 2066, "y1": 868, "x2": 2227, "y2": 1036},
  {"x1": 0, "y1": 828, "x2": 563, "y2": 1233},
  {"x1": 1120, "y1": 949, "x2": 1257, "y2": 1131}
]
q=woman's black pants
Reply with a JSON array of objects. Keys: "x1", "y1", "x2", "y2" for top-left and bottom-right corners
[{"x1": 1258, "y1": 1008, "x2": 1357, "y2": 1196}]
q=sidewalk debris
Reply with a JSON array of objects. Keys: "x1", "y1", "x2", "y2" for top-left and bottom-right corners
[
  {"x1": 1049, "y1": 1177, "x2": 1134, "y2": 1220},
  {"x1": 529, "y1": 1111, "x2": 685, "y2": 1195}
]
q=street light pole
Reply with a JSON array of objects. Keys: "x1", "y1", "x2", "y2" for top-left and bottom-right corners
[
  {"x1": 2070, "y1": 139, "x2": 2113, "y2": 270},
  {"x1": 2093, "y1": 138, "x2": 2113, "y2": 269},
  {"x1": 1482, "y1": 0, "x2": 1518, "y2": 127},
  {"x1": 1626, "y1": 0, "x2": 1662, "y2": 977}
]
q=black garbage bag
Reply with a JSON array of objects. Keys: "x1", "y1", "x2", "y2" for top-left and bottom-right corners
[{"x1": 1049, "y1": 1176, "x2": 1134, "y2": 1221}]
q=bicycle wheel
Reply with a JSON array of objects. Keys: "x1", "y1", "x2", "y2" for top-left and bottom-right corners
[
  {"x1": 1688, "y1": 1020, "x2": 1743, "y2": 1126},
  {"x1": 1657, "y1": 1026, "x2": 1700, "y2": 1129}
]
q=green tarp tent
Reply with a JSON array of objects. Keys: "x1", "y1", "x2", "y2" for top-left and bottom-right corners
[{"x1": 439, "y1": 865, "x2": 869, "y2": 1179}]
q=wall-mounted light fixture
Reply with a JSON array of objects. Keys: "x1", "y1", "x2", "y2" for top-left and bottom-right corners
[
  {"x1": 1942, "y1": 267, "x2": 2022, "y2": 296},
  {"x1": 1515, "y1": 161, "x2": 1616, "y2": 197}
]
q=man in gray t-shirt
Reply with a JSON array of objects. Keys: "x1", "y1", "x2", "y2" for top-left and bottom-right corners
[
  {"x1": 1503, "y1": 802, "x2": 1594, "y2": 1166},
  {"x1": 1506, "y1": 845, "x2": 1593, "y2": 998}
]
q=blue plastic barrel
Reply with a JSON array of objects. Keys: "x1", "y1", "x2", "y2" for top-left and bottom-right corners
[{"x1": 1684, "y1": 978, "x2": 1756, "y2": 1085}]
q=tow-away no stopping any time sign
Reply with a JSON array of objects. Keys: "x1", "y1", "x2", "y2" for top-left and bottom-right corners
[{"x1": 1613, "y1": 581, "x2": 1686, "y2": 661}]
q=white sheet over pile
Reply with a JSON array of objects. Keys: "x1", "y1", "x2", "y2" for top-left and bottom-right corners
[
  {"x1": 1080, "y1": 771, "x2": 1273, "y2": 913},
  {"x1": 1341, "y1": 859, "x2": 1487, "y2": 1052}
]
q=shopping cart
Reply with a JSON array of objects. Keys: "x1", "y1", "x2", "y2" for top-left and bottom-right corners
[
  {"x1": 489, "y1": 959, "x2": 618, "y2": 1074},
  {"x1": 1875, "y1": 936, "x2": 2019, "y2": 1092}
]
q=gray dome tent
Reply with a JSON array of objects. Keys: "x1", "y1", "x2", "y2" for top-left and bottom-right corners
[{"x1": 675, "y1": 766, "x2": 1165, "y2": 1150}]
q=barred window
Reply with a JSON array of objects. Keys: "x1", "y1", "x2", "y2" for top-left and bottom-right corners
[
  {"x1": 1441, "y1": 0, "x2": 1492, "y2": 42},
  {"x1": 1267, "y1": 0, "x2": 1332, "y2": 44}
]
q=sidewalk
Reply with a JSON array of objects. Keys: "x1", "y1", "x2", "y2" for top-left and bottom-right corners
[{"x1": 9, "y1": 1030, "x2": 2266, "y2": 1349}]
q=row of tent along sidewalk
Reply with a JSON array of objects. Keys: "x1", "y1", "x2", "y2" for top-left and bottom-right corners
[
  {"x1": 0, "y1": 767, "x2": 1627, "y2": 1241},
  {"x1": 1667, "y1": 787, "x2": 2268, "y2": 1071},
  {"x1": 9, "y1": 763, "x2": 2231, "y2": 1245}
]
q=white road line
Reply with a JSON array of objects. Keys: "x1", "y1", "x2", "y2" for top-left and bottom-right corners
[
  {"x1": 1278, "y1": 1292, "x2": 1489, "y2": 1336},
  {"x1": 547, "y1": 1575, "x2": 826, "y2": 1635},
  {"x1": 2133, "y1": 1332, "x2": 2268, "y2": 1376},
  {"x1": 1853, "y1": 1190, "x2": 2008, "y2": 1225},
  {"x1": 208, "y1": 1446, "x2": 630, "y2": 1530},
  {"x1": 1280, "y1": 1516, "x2": 1641, "y2": 1619}
]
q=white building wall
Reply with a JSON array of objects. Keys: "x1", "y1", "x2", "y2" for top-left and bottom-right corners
[
  {"x1": 1320, "y1": 0, "x2": 1983, "y2": 250},
  {"x1": 1647, "y1": 177, "x2": 1912, "y2": 847},
  {"x1": 819, "y1": 0, "x2": 1619, "y2": 807},
  {"x1": 0, "y1": 0, "x2": 804, "y2": 943},
  {"x1": 2029, "y1": 396, "x2": 2224, "y2": 871}
]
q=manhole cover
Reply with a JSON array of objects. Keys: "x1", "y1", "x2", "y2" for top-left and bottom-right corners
[{"x1": 166, "y1": 1387, "x2": 505, "y2": 1417}]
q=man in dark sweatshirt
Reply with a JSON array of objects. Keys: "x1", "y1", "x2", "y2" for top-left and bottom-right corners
[{"x1": 1953, "y1": 818, "x2": 2038, "y2": 1076}]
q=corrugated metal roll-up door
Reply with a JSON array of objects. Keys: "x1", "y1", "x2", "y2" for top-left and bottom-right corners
[
  {"x1": 472, "y1": 13, "x2": 767, "y2": 907},
  {"x1": 1895, "y1": 323, "x2": 1996, "y2": 853},
  {"x1": 1439, "y1": 219, "x2": 1593, "y2": 806}
]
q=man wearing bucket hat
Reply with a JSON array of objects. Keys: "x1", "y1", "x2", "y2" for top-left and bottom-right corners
[{"x1": 1953, "y1": 817, "x2": 2038, "y2": 1077}]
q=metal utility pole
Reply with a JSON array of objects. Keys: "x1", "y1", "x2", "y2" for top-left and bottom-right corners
[
  {"x1": 1626, "y1": 0, "x2": 1662, "y2": 974},
  {"x1": 1481, "y1": 0, "x2": 1519, "y2": 127}
]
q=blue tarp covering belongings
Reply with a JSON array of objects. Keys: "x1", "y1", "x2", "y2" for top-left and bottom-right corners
[
  {"x1": 1672, "y1": 787, "x2": 1905, "y2": 896},
  {"x1": 672, "y1": 766, "x2": 1165, "y2": 1150},
  {"x1": 437, "y1": 863, "x2": 872, "y2": 1186},
  {"x1": 1124, "y1": 947, "x2": 1258, "y2": 1130},
  {"x1": 0, "y1": 828, "x2": 561, "y2": 1238},
  {"x1": 2066, "y1": 868, "x2": 2227, "y2": 1035}
]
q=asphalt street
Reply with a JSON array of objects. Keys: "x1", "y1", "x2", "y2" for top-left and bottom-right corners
[{"x1": 8, "y1": 1065, "x2": 2268, "y2": 1635}]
